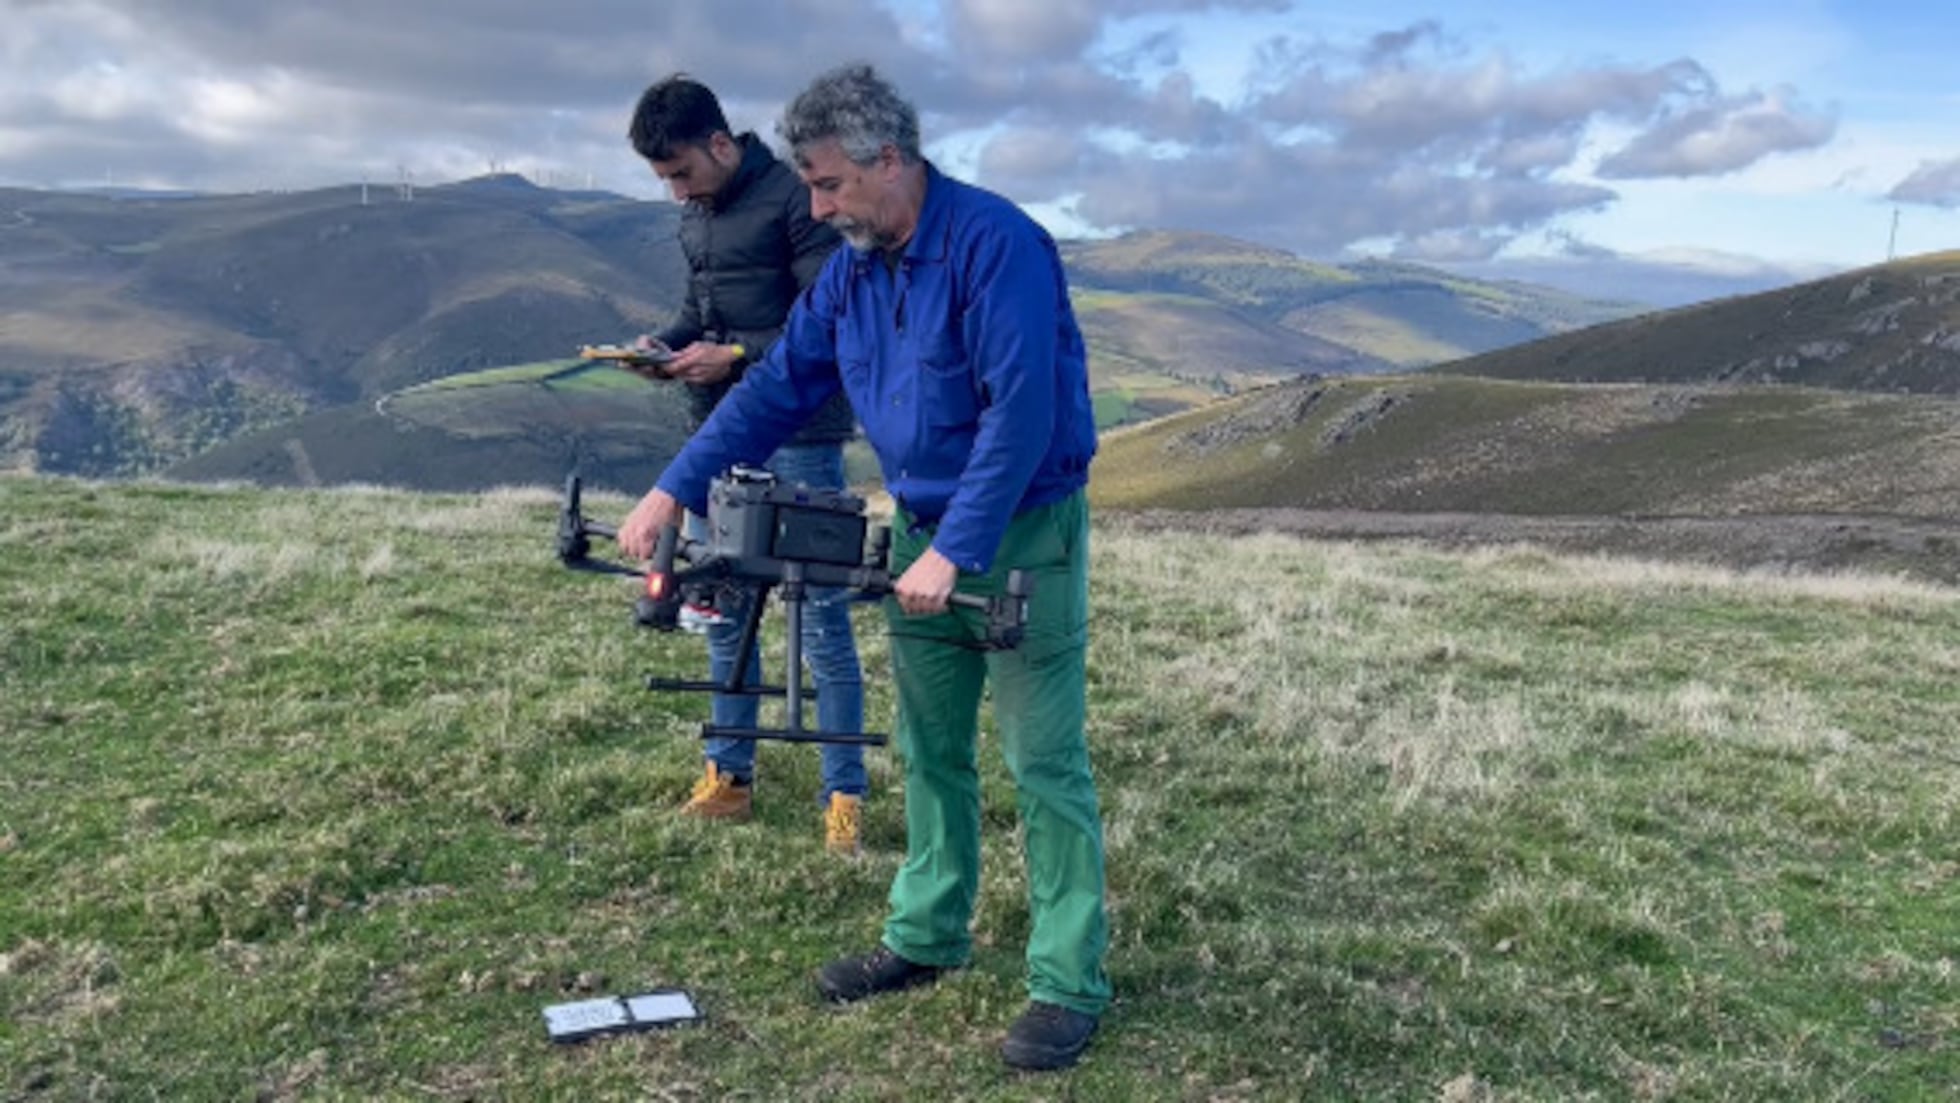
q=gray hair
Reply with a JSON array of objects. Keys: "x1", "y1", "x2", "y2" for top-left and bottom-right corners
[{"x1": 778, "y1": 63, "x2": 922, "y2": 168}]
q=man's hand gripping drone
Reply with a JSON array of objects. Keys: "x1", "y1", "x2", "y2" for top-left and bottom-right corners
[{"x1": 557, "y1": 470, "x2": 1032, "y2": 747}]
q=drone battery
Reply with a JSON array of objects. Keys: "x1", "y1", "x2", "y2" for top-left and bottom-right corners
[
  {"x1": 772, "y1": 504, "x2": 866, "y2": 566},
  {"x1": 542, "y1": 989, "x2": 701, "y2": 1044}
]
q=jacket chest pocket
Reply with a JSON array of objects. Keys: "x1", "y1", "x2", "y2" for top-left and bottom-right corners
[
  {"x1": 917, "y1": 335, "x2": 978, "y2": 428},
  {"x1": 833, "y1": 320, "x2": 876, "y2": 417}
]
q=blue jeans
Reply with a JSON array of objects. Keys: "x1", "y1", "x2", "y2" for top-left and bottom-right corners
[{"x1": 687, "y1": 443, "x2": 867, "y2": 799}]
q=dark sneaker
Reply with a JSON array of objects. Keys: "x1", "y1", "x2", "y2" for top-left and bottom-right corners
[
  {"x1": 815, "y1": 946, "x2": 943, "y2": 1003},
  {"x1": 1001, "y1": 1001, "x2": 1099, "y2": 1071}
]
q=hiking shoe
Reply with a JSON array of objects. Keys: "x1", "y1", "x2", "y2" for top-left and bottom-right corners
[
  {"x1": 824, "y1": 793, "x2": 864, "y2": 856},
  {"x1": 1001, "y1": 1001, "x2": 1099, "y2": 1071},
  {"x1": 679, "y1": 762, "x2": 751, "y2": 820},
  {"x1": 815, "y1": 946, "x2": 943, "y2": 1003}
]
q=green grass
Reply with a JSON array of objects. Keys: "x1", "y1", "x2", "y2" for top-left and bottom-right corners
[
  {"x1": 4, "y1": 476, "x2": 1957, "y2": 1099},
  {"x1": 400, "y1": 360, "x2": 648, "y2": 395},
  {"x1": 1092, "y1": 390, "x2": 1138, "y2": 430},
  {"x1": 1071, "y1": 289, "x2": 1220, "y2": 312}
]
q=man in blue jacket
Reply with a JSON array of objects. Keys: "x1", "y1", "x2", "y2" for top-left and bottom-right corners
[{"x1": 617, "y1": 63, "x2": 1108, "y2": 1072}]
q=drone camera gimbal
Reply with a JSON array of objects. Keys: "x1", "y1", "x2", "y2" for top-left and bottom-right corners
[{"x1": 557, "y1": 471, "x2": 1033, "y2": 746}]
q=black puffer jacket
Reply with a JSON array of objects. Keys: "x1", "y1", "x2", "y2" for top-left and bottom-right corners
[{"x1": 656, "y1": 133, "x2": 855, "y2": 444}]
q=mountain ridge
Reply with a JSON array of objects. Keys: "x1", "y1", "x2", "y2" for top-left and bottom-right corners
[
  {"x1": 1439, "y1": 250, "x2": 1960, "y2": 393},
  {"x1": 2, "y1": 179, "x2": 1641, "y2": 482},
  {"x1": 1091, "y1": 369, "x2": 1960, "y2": 528}
]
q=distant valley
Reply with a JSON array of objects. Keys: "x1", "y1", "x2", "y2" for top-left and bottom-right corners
[
  {"x1": 0, "y1": 175, "x2": 681, "y2": 483},
  {"x1": 9, "y1": 177, "x2": 1951, "y2": 559},
  {"x1": 1, "y1": 178, "x2": 1637, "y2": 489}
]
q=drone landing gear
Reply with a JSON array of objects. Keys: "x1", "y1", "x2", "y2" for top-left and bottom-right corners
[
  {"x1": 647, "y1": 562, "x2": 888, "y2": 747},
  {"x1": 557, "y1": 471, "x2": 1030, "y2": 751}
]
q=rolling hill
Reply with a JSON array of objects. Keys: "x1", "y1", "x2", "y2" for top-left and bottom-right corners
[
  {"x1": 164, "y1": 360, "x2": 695, "y2": 493},
  {"x1": 1061, "y1": 231, "x2": 1641, "y2": 369},
  {"x1": 2, "y1": 181, "x2": 1642, "y2": 485},
  {"x1": 1091, "y1": 372, "x2": 1960, "y2": 522},
  {"x1": 0, "y1": 177, "x2": 682, "y2": 477},
  {"x1": 1088, "y1": 252, "x2": 1960, "y2": 574},
  {"x1": 1441, "y1": 251, "x2": 1960, "y2": 393}
]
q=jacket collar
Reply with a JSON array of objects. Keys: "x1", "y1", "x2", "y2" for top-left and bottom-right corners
[
  {"x1": 901, "y1": 161, "x2": 952, "y2": 264},
  {"x1": 850, "y1": 160, "x2": 951, "y2": 273},
  {"x1": 707, "y1": 132, "x2": 774, "y2": 214}
]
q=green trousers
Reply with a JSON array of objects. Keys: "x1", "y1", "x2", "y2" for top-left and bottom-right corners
[{"x1": 881, "y1": 490, "x2": 1111, "y2": 1016}]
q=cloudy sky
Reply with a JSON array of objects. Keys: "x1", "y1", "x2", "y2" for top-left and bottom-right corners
[{"x1": 4, "y1": 0, "x2": 1956, "y2": 303}]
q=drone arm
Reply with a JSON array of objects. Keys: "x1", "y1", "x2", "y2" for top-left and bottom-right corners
[
  {"x1": 651, "y1": 523, "x2": 679, "y2": 575},
  {"x1": 946, "y1": 569, "x2": 1032, "y2": 649},
  {"x1": 556, "y1": 472, "x2": 627, "y2": 568}
]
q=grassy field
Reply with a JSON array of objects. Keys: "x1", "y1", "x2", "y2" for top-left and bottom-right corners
[
  {"x1": 3, "y1": 475, "x2": 1957, "y2": 1100},
  {"x1": 377, "y1": 360, "x2": 691, "y2": 440}
]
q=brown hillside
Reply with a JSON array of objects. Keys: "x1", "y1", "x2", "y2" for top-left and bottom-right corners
[
  {"x1": 1074, "y1": 291, "x2": 1372, "y2": 379},
  {"x1": 6, "y1": 196, "x2": 1633, "y2": 485},
  {"x1": 0, "y1": 179, "x2": 681, "y2": 476},
  {"x1": 1092, "y1": 374, "x2": 1960, "y2": 519},
  {"x1": 1062, "y1": 230, "x2": 1641, "y2": 368},
  {"x1": 1444, "y1": 251, "x2": 1960, "y2": 393}
]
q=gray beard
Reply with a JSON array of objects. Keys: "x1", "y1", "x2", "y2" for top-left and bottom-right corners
[{"x1": 830, "y1": 217, "x2": 890, "y2": 252}]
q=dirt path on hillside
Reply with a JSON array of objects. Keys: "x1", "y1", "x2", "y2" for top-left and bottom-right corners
[{"x1": 1109, "y1": 509, "x2": 1960, "y2": 586}]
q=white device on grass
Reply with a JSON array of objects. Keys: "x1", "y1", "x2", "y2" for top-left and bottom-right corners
[{"x1": 542, "y1": 989, "x2": 701, "y2": 1044}]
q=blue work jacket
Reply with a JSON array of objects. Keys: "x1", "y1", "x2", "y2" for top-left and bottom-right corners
[{"x1": 655, "y1": 163, "x2": 1097, "y2": 574}]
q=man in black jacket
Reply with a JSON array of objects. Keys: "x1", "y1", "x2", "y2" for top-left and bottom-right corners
[{"x1": 628, "y1": 76, "x2": 867, "y2": 853}]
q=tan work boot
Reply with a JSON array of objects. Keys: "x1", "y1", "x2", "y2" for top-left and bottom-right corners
[
  {"x1": 679, "y1": 763, "x2": 751, "y2": 820},
  {"x1": 824, "y1": 792, "x2": 864, "y2": 856}
]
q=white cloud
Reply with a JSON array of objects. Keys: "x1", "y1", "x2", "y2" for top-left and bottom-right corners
[
  {"x1": 978, "y1": 124, "x2": 1087, "y2": 182},
  {"x1": 953, "y1": 21, "x2": 1836, "y2": 258},
  {"x1": 1392, "y1": 228, "x2": 1517, "y2": 263},
  {"x1": 182, "y1": 75, "x2": 298, "y2": 143},
  {"x1": 2, "y1": 0, "x2": 1935, "y2": 289},
  {"x1": 1448, "y1": 237, "x2": 1839, "y2": 307},
  {"x1": 945, "y1": 0, "x2": 1286, "y2": 60},
  {"x1": 48, "y1": 63, "x2": 152, "y2": 121},
  {"x1": 1598, "y1": 88, "x2": 1837, "y2": 178},
  {"x1": 949, "y1": 0, "x2": 1106, "y2": 59},
  {"x1": 1889, "y1": 157, "x2": 1960, "y2": 209}
]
